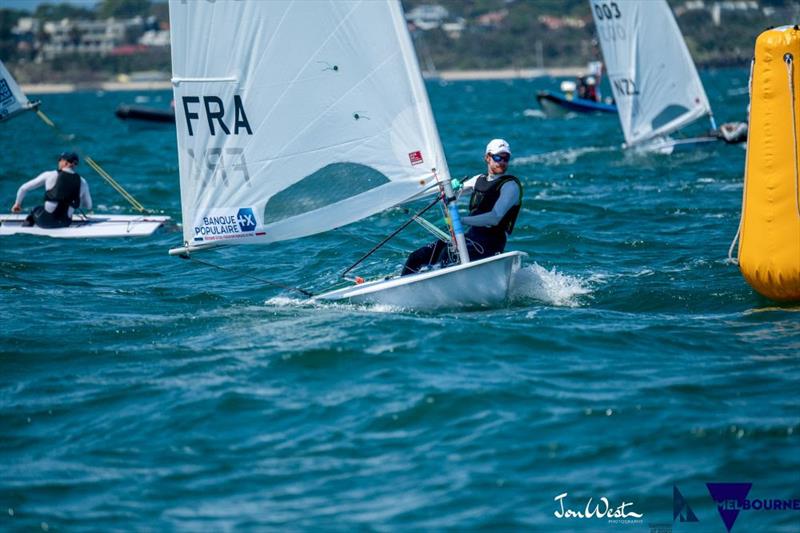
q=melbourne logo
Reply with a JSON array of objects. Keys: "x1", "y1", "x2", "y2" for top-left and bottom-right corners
[
  {"x1": 706, "y1": 482, "x2": 800, "y2": 532},
  {"x1": 553, "y1": 492, "x2": 643, "y2": 523},
  {"x1": 236, "y1": 207, "x2": 256, "y2": 232},
  {"x1": 673, "y1": 485, "x2": 699, "y2": 522},
  {"x1": 706, "y1": 483, "x2": 751, "y2": 532}
]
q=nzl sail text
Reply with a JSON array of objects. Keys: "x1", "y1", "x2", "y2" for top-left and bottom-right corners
[{"x1": 181, "y1": 95, "x2": 252, "y2": 136}]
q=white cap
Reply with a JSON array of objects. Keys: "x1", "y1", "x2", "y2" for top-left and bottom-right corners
[{"x1": 486, "y1": 138, "x2": 511, "y2": 155}]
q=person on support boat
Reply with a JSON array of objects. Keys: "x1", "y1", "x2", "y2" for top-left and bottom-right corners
[
  {"x1": 577, "y1": 75, "x2": 598, "y2": 102},
  {"x1": 11, "y1": 151, "x2": 92, "y2": 228},
  {"x1": 402, "y1": 138, "x2": 523, "y2": 276}
]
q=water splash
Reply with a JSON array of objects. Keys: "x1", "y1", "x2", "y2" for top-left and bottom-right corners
[
  {"x1": 522, "y1": 108, "x2": 546, "y2": 118},
  {"x1": 510, "y1": 263, "x2": 591, "y2": 307},
  {"x1": 515, "y1": 145, "x2": 617, "y2": 166}
]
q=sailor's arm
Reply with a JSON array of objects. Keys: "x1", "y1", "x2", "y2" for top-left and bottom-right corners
[
  {"x1": 11, "y1": 172, "x2": 50, "y2": 212},
  {"x1": 460, "y1": 181, "x2": 520, "y2": 227},
  {"x1": 456, "y1": 174, "x2": 480, "y2": 198},
  {"x1": 79, "y1": 178, "x2": 92, "y2": 210}
]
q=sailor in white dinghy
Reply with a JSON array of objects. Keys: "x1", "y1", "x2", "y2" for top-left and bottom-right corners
[
  {"x1": 11, "y1": 151, "x2": 93, "y2": 228},
  {"x1": 402, "y1": 138, "x2": 523, "y2": 275}
]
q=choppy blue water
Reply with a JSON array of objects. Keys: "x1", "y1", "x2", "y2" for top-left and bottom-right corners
[{"x1": 1, "y1": 69, "x2": 798, "y2": 532}]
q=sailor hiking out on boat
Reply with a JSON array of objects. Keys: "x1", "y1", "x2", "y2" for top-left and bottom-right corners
[
  {"x1": 11, "y1": 152, "x2": 92, "y2": 228},
  {"x1": 402, "y1": 138, "x2": 522, "y2": 275}
]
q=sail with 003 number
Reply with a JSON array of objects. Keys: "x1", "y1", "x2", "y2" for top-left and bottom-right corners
[{"x1": 589, "y1": 0, "x2": 713, "y2": 146}]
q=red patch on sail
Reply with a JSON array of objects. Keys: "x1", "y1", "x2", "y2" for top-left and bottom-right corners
[{"x1": 408, "y1": 151, "x2": 424, "y2": 166}]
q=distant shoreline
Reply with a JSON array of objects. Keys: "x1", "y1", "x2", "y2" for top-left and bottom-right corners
[
  {"x1": 22, "y1": 80, "x2": 173, "y2": 95},
  {"x1": 20, "y1": 67, "x2": 586, "y2": 94},
  {"x1": 435, "y1": 66, "x2": 583, "y2": 81}
]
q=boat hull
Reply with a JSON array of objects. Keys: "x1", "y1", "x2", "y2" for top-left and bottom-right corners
[
  {"x1": 631, "y1": 135, "x2": 720, "y2": 154},
  {"x1": 0, "y1": 214, "x2": 170, "y2": 238},
  {"x1": 315, "y1": 251, "x2": 526, "y2": 310},
  {"x1": 536, "y1": 91, "x2": 617, "y2": 115},
  {"x1": 115, "y1": 105, "x2": 175, "y2": 124}
]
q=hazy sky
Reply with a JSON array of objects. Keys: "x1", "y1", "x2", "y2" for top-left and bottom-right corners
[{"x1": 5, "y1": 1, "x2": 100, "y2": 12}]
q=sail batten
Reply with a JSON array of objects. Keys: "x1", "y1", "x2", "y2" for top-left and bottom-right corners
[
  {"x1": 590, "y1": 0, "x2": 712, "y2": 146},
  {"x1": 172, "y1": 77, "x2": 238, "y2": 84},
  {"x1": 169, "y1": 0, "x2": 446, "y2": 250}
]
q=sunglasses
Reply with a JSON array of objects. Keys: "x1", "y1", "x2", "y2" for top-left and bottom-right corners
[{"x1": 490, "y1": 153, "x2": 510, "y2": 163}]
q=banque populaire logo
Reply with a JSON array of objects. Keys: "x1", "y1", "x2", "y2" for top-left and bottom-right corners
[{"x1": 553, "y1": 492, "x2": 644, "y2": 524}]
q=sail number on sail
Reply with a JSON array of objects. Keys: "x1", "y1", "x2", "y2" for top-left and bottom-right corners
[
  {"x1": 181, "y1": 96, "x2": 252, "y2": 136},
  {"x1": 592, "y1": 2, "x2": 626, "y2": 41},
  {"x1": 592, "y1": 2, "x2": 621, "y2": 20},
  {"x1": 611, "y1": 78, "x2": 639, "y2": 96},
  {"x1": 186, "y1": 148, "x2": 250, "y2": 187},
  {"x1": 180, "y1": 95, "x2": 254, "y2": 188}
]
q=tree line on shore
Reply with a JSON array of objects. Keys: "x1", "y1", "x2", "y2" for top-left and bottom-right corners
[{"x1": 1, "y1": 0, "x2": 797, "y2": 84}]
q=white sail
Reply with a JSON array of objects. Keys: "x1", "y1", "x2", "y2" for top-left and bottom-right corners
[
  {"x1": 168, "y1": 0, "x2": 449, "y2": 250},
  {"x1": 0, "y1": 60, "x2": 35, "y2": 122},
  {"x1": 589, "y1": 0, "x2": 712, "y2": 146}
]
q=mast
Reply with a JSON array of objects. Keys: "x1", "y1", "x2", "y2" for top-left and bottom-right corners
[{"x1": 439, "y1": 173, "x2": 470, "y2": 264}]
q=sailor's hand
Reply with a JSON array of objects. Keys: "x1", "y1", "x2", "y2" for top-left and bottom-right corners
[
  {"x1": 11, "y1": 203, "x2": 21, "y2": 213},
  {"x1": 450, "y1": 178, "x2": 463, "y2": 191}
]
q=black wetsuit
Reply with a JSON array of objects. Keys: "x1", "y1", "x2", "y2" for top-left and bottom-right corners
[{"x1": 28, "y1": 171, "x2": 82, "y2": 228}]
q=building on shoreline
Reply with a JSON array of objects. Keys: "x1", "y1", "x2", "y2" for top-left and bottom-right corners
[{"x1": 12, "y1": 15, "x2": 168, "y2": 62}]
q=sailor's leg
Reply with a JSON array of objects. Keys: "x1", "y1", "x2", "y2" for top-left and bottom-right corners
[
  {"x1": 24, "y1": 206, "x2": 44, "y2": 227},
  {"x1": 31, "y1": 208, "x2": 71, "y2": 229},
  {"x1": 465, "y1": 232, "x2": 507, "y2": 260},
  {"x1": 402, "y1": 239, "x2": 447, "y2": 276}
]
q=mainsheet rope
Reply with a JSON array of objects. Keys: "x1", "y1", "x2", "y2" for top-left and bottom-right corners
[
  {"x1": 786, "y1": 53, "x2": 800, "y2": 219},
  {"x1": 339, "y1": 195, "x2": 442, "y2": 280},
  {"x1": 179, "y1": 253, "x2": 315, "y2": 298}
]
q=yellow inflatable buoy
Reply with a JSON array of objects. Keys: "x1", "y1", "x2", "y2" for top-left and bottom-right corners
[{"x1": 738, "y1": 25, "x2": 800, "y2": 300}]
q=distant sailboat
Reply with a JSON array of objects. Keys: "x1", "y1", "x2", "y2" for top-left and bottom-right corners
[
  {"x1": 167, "y1": 0, "x2": 524, "y2": 309},
  {"x1": 0, "y1": 62, "x2": 170, "y2": 238},
  {"x1": 0, "y1": 59, "x2": 39, "y2": 122},
  {"x1": 589, "y1": 0, "x2": 722, "y2": 152},
  {"x1": 0, "y1": 213, "x2": 171, "y2": 238}
]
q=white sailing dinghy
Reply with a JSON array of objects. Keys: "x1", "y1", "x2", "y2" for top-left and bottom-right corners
[
  {"x1": 589, "y1": 0, "x2": 719, "y2": 153},
  {"x1": 0, "y1": 59, "x2": 39, "y2": 122},
  {"x1": 0, "y1": 61, "x2": 171, "y2": 238},
  {"x1": 167, "y1": 0, "x2": 524, "y2": 309},
  {"x1": 0, "y1": 213, "x2": 170, "y2": 238}
]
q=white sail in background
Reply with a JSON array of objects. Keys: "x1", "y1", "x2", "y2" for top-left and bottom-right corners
[
  {"x1": 0, "y1": 60, "x2": 36, "y2": 122},
  {"x1": 168, "y1": 0, "x2": 448, "y2": 250},
  {"x1": 589, "y1": 0, "x2": 712, "y2": 146}
]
